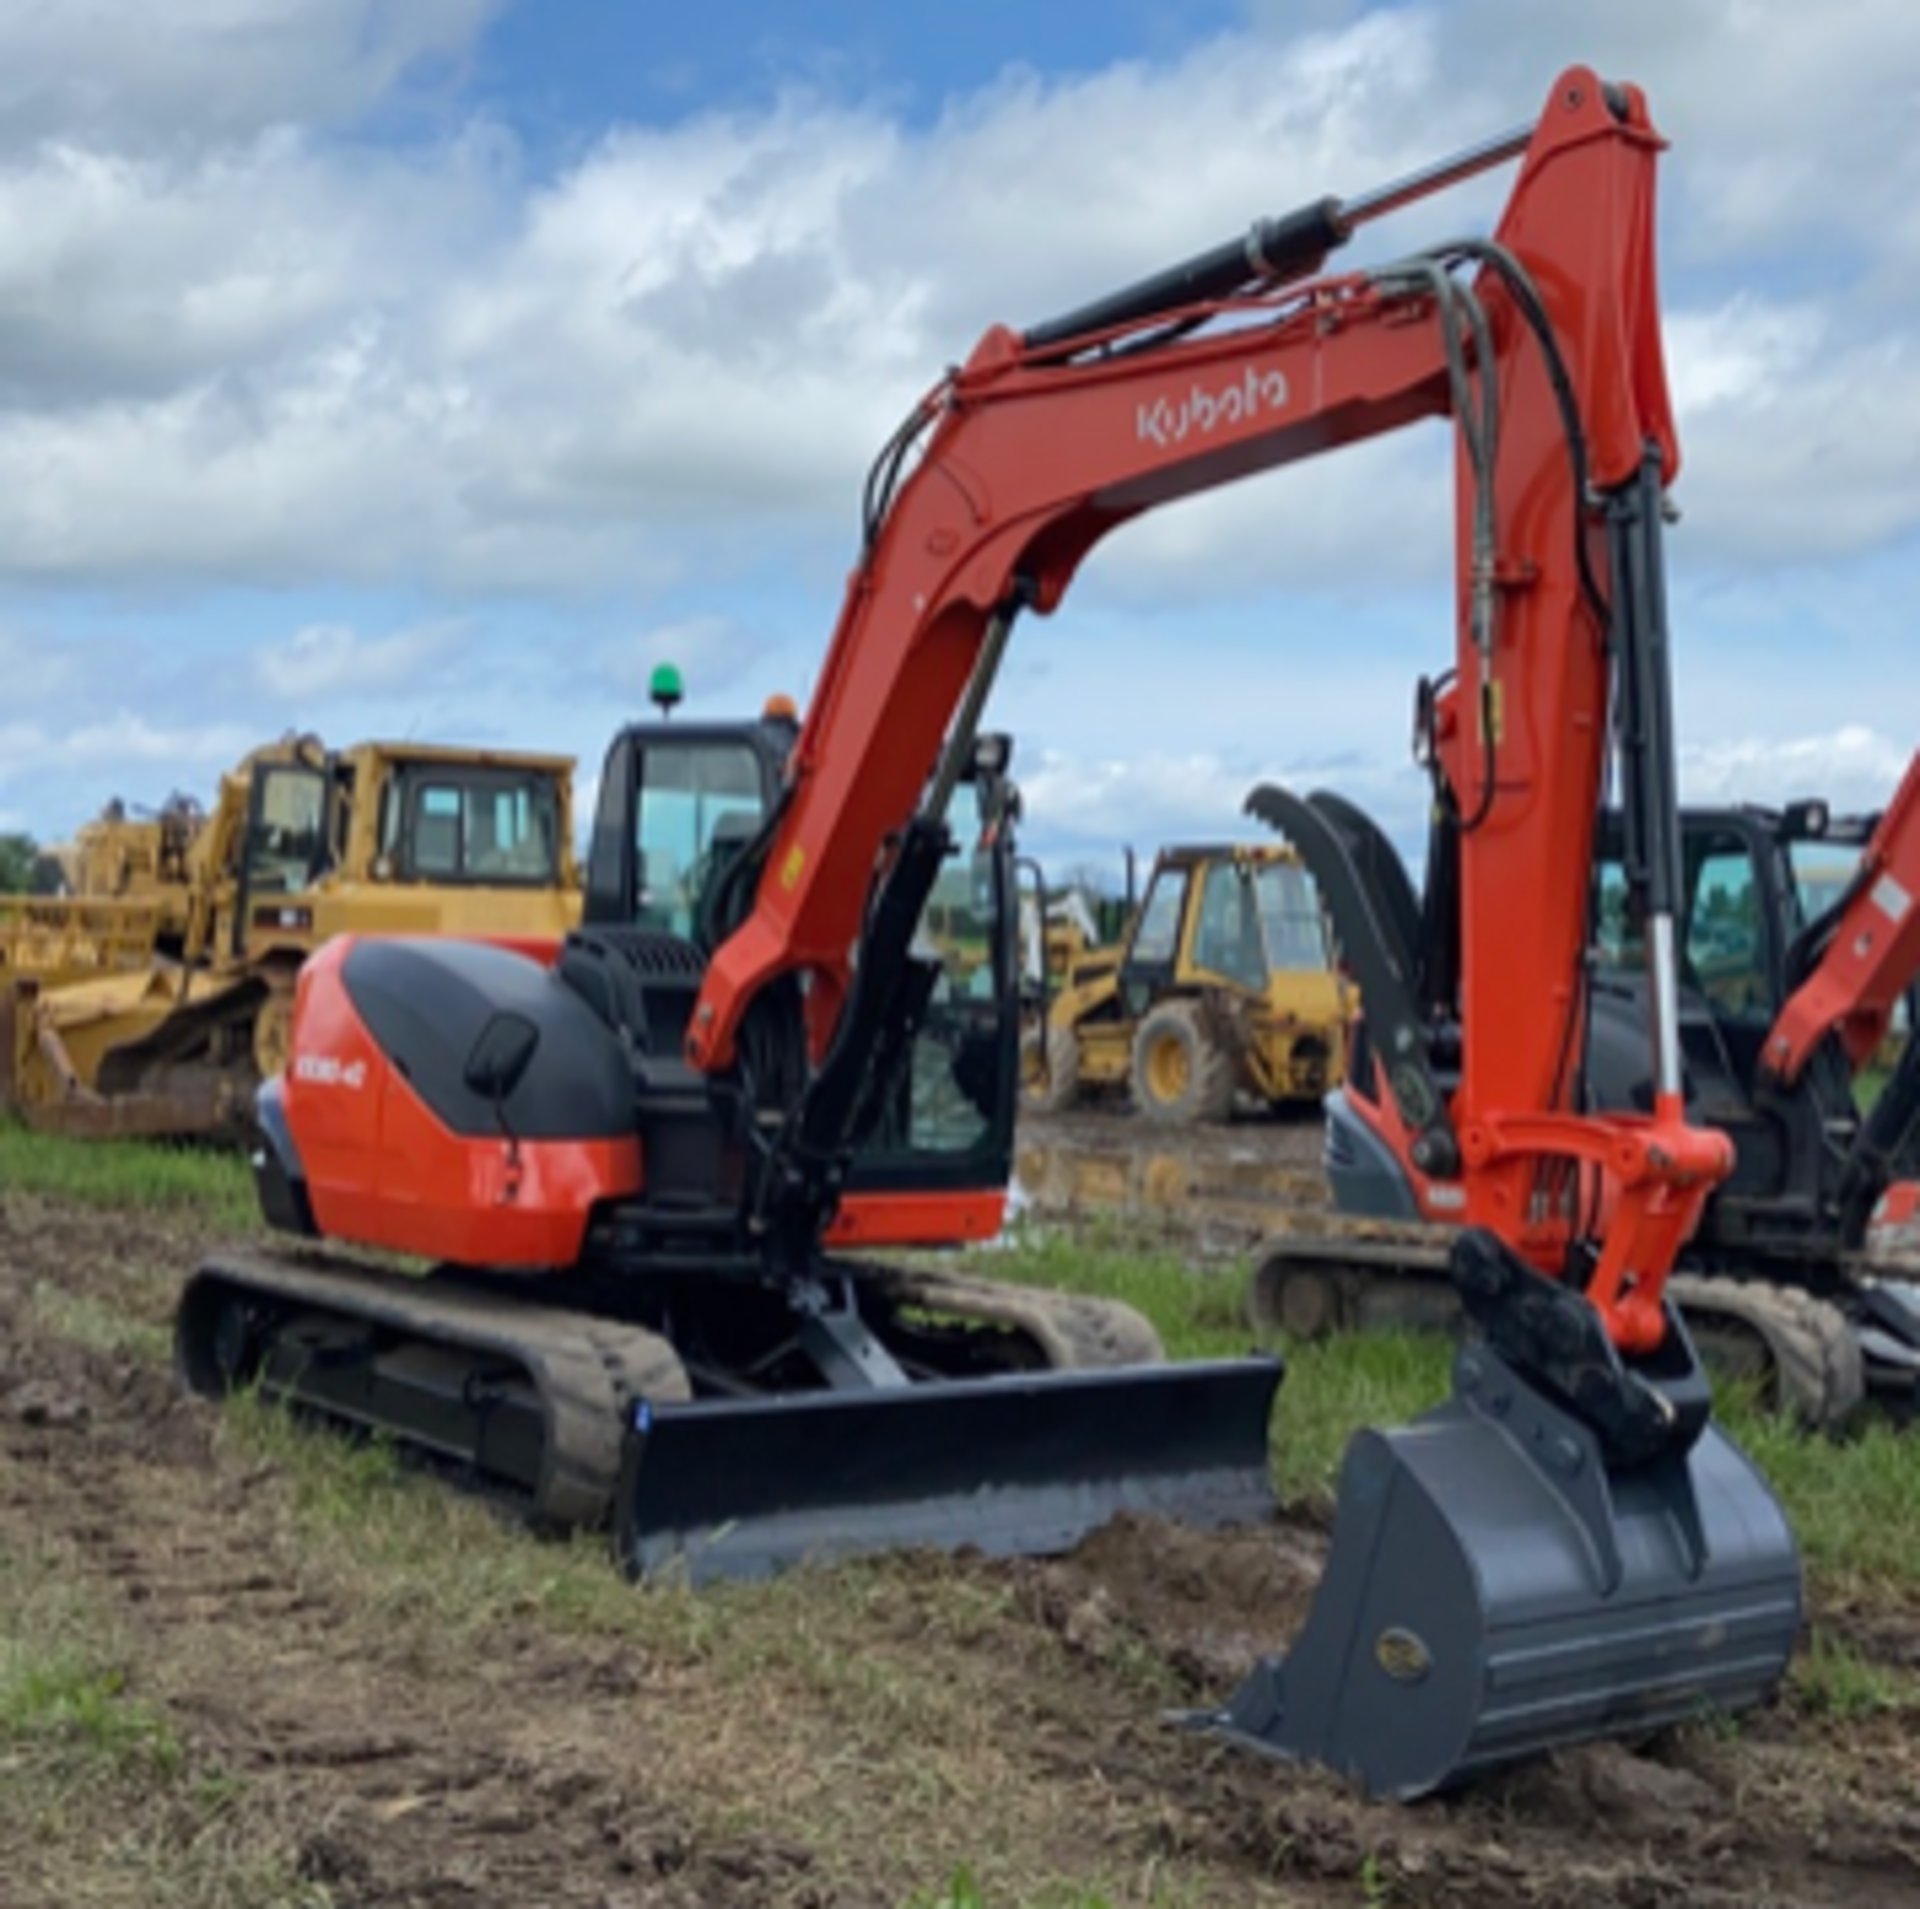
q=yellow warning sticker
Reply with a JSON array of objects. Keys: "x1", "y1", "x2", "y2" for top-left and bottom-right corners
[
  {"x1": 1475, "y1": 679, "x2": 1504, "y2": 745},
  {"x1": 779, "y1": 845, "x2": 807, "y2": 892}
]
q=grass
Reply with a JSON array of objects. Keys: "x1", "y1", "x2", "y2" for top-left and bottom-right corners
[
  {"x1": 10, "y1": 1117, "x2": 1920, "y2": 1599},
  {"x1": 0, "y1": 1549, "x2": 183, "y2": 1782},
  {"x1": 0, "y1": 1119, "x2": 257, "y2": 1229},
  {"x1": 0, "y1": 1512, "x2": 326, "y2": 1908},
  {"x1": 29, "y1": 1281, "x2": 173, "y2": 1362},
  {"x1": 1791, "y1": 1628, "x2": 1920, "y2": 1719},
  {"x1": 13, "y1": 1124, "x2": 1920, "y2": 1903}
]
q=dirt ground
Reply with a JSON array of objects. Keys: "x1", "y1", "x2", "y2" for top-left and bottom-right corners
[
  {"x1": 1014, "y1": 1101, "x2": 1327, "y2": 1261},
  {"x1": 4, "y1": 1138, "x2": 1920, "y2": 1906}
]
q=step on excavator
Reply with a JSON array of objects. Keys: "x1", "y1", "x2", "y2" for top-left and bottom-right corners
[
  {"x1": 1252, "y1": 769, "x2": 1920, "y2": 1429},
  {"x1": 177, "y1": 66, "x2": 1801, "y2": 1799}
]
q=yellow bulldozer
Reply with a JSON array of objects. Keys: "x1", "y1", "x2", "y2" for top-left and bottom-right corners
[
  {"x1": 0, "y1": 734, "x2": 581, "y2": 1138},
  {"x1": 36, "y1": 791, "x2": 203, "y2": 902},
  {"x1": 1024, "y1": 841, "x2": 1351, "y2": 1125}
]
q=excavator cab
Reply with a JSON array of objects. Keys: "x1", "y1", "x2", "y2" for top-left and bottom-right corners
[{"x1": 578, "y1": 704, "x2": 1023, "y2": 1203}]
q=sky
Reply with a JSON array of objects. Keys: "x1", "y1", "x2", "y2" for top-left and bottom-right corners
[{"x1": 2, "y1": 0, "x2": 1918, "y2": 888}]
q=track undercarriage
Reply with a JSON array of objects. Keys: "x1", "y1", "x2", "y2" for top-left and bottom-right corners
[
  {"x1": 177, "y1": 1247, "x2": 1284, "y2": 1583},
  {"x1": 1247, "y1": 1220, "x2": 1920, "y2": 1428}
]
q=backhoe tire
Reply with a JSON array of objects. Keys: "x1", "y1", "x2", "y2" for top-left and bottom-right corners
[
  {"x1": 1022, "y1": 1021, "x2": 1081, "y2": 1116},
  {"x1": 1129, "y1": 999, "x2": 1236, "y2": 1126}
]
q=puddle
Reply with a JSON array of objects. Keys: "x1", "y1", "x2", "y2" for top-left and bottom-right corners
[{"x1": 1010, "y1": 1126, "x2": 1327, "y2": 1258}]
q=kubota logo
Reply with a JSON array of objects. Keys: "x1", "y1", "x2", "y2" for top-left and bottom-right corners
[
  {"x1": 293, "y1": 1053, "x2": 368, "y2": 1090},
  {"x1": 1137, "y1": 365, "x2": 1289, "y2": 447}
]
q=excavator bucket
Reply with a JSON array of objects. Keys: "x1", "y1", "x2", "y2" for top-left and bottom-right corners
[
  {"x1": 1195, "y1": 1339, "x2": 1802, "y2": 1798},
  {"x1": 614, "y1": 1355, "x2": 1284, "y2": 1585}
]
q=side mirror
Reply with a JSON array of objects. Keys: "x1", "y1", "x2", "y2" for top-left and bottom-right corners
[{"x1": 464, "y1": 1011, "x2": 541, "y2": 1102}]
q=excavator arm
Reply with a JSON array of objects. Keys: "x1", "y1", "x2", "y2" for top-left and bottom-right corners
[
  {"x1": 693, "y1": 69, "x2": 1725, "y2": 1353},
  {"x1": 1765, "y1": 752, "x2": 1920, "y2": 1084},
  {"x1": 678, "y1": 68, "x2": 1801, "y2": 1795}
]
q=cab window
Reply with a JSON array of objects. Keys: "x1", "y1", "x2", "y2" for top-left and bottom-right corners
[
  {"x1": 1129, "y1": 869, "x2": 1188, "y2": 967},
  {"x1": 633, "y1": 742, "x2": 767, "y2": 939},
  {"x1": 1191, "y1": 861, "x2": 1267, "y2": 990},
  {"x1": 385, "y1": 770, "x2": 562, "y2": 884},
  {"x1": 245, "y1": 766, "x2": 328, "y2": 895},
  {"x1": 1685, "y1": 842, "x2": 1769, "y2": 1020},
  {"x1": 1255, "y1": 860, "x2": 1331, "y2": 973}
]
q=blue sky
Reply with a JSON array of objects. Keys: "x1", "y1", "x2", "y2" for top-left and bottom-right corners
[{"x1": 2, "y1": 0, "x2": 1917, "y2": 888}]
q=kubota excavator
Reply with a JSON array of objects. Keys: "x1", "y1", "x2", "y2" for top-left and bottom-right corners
[
  {"x1": 1251, "y1": 769, "x2": 1920, "y2": 1427},
  {"x1": 177, "y1": 67, "x2": 1801, "y2": 1798}
]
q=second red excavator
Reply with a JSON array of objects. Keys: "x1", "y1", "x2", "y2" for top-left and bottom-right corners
[
  {"x1": 177, "y1": 66, "x2": 1801, "y2": 1798},
  {"x1": 1253, "y1": 765, "x2": 1920, "y2": 1428}
]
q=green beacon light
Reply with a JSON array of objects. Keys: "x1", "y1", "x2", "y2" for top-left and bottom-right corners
[{"x1": 649, "y1": 663, "x2": 685, "y2": 719}]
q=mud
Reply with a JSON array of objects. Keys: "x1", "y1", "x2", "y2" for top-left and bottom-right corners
[
  {"x1": 1014, "y1": 1102, "x2": 1326, "y2": 1259},
  {"x1": 3, "y1": 1180, "x2": 1920, "y2": 1905}
]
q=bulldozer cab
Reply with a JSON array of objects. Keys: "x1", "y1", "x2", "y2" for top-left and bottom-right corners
[
  {"x1": 372, "y1": 756, "x2": 568, "y2": 891},
  {"x1": 233, "y1": 755, "x2": 332, "y2": 957}
]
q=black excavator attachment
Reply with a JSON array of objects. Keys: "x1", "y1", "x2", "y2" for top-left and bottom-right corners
[
  {"x1": 614, "y1": 1355, "x2": 1284, "y2": 1584},
  {"x1": 1192, "y1": 1229, "x2": 1802, "y2": 1798}
]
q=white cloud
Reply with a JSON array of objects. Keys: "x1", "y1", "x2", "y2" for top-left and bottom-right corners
[
  {"x1": 2, "y1": 0, "x2": 1918, "y2": 865},
  {"x1": 1679, "y1": 725, "x2": 1912, "y2": 814},
  {"x1": 253, "y1": 621, "x2": 460, "y2": 699},
  {"x1": 0, "y1": 713, "x2": 258, "y2": 802},
  {"x1": 5, "y1": 2, "x2": 1915, "y2": 603},
  {"x1": 0, "y1": 0, "x2": 505, "y2": 152},
  {"x1": 1018, "y1": 740, "x2": 1433, "y2": 873}
]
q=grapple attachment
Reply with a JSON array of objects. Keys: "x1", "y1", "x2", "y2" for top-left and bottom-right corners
[
  {"x1": 614, "y1": 1355, "x2": 1284, "y2": 1585},
  {"x1": 1199, "y1": 1338, "x2": 1801, "y2": 1798}
]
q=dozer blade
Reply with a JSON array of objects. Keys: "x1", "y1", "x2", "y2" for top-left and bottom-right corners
[
  {"x1": 614, "y1": 1355, "x2": 1284, "y2": 1585},
  {"x1": 1194, "y1": 1343, "x2": 1801, "y2": 1799}
]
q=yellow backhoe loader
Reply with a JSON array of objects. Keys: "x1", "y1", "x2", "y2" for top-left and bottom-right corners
[
  {"x1": 1, "y1": 734, "x2": 581, "y2": 1138},
  {"x1": 1025, "y1": 842, "x2": 1351, "y2": 1125}
]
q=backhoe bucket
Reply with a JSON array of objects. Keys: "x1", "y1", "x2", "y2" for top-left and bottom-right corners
[
  {"x1": 614, "y1": 1355, "x2": 1283, "y2": 1585},
  {"x1": 1198, "y1": 1344, "x2": 1801, "y2": 1799}
]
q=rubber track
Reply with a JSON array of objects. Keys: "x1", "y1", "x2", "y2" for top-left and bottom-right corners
[
  {"x1": 182, "y1": 1250, "x2": 1170, "y2": 1531},
  {"x1": 1245, "y1": 1224, "x2": 1869, "y2": 1429},
  {"x1": 860, "y1": 1261, "x2": 1167, "y2": 1369},
  {"x1": 182, "y1": 1250, "x2": 691, "y2": 1528},
  {"x1": 1666, "y1": 1273, "x2": 1866, "y2": 1428}
]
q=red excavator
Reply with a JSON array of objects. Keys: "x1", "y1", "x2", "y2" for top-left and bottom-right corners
[
  {"x1": 1253, "y1": 766, "x2": 1920, "y2": 1427},
  {"x1": 177, "y1": 67, "x2": 1800, "y2": 1798}
]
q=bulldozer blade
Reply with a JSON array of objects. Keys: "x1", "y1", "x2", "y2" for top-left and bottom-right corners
[
  {"x1": 1194, "y1": 1344, "x2": 1801, "y2": 1799},
  {"x1": 614, "y1": 1354, "x2": 1284, "y2": 1586},
  {"x1": 19, "y1": 1088, "x2": 231, "y2": 1142}
]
